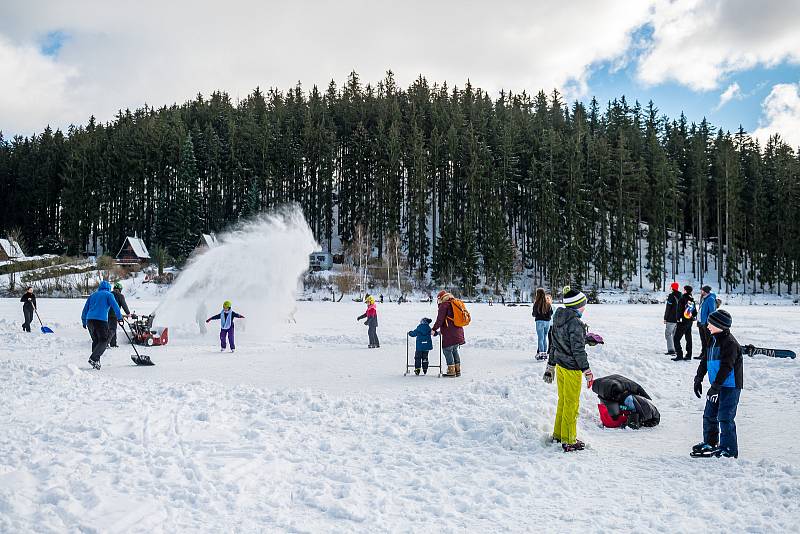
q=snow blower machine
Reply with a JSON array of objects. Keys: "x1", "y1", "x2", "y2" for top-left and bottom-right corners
[{"x1": 128, "y1": 313, "x2": 169, "y2": 347}]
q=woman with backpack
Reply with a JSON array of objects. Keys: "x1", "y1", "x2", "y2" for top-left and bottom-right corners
[
  {"x1": 532, "y1": 288, "x2": 553, "y2": 360},
  {"x1": 432, "y1": 290, "x2": 468, "y2": 378}
]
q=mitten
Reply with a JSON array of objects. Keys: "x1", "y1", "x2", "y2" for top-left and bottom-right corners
[{"x1": 543, "y1": 365, "x2": 555, "y2": 384}]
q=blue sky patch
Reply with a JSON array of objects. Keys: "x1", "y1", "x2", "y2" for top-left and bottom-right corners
[{"x1": 40, "y1": 30, "x2": 68, "y2": 57}]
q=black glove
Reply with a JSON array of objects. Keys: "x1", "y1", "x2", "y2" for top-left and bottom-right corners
[
  {"x1": 543, "y1": 364, "x2": 555, "y2": 384},
  {"x1": 707, "y1": 383, "x2": 721, "y2": 404},
  {"x1": 693, "y1": 376, "x2": 703, "y2": 398},
  {"x1": 82, "y1": 324, "x2": 87, "y2": 329}
]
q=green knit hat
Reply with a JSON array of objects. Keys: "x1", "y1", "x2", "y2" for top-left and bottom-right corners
[{"x1": 562, "y1": 285, "x2": 587, "y2": 308}]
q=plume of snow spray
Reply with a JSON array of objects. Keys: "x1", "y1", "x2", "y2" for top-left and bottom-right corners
[{"x1": 154, "y1": 206, "x2": 318, "y2": 336}]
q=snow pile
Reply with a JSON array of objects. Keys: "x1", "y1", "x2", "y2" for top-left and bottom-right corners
[{"x1": 154, "y1": 206, "x2": 318, "y2": 333}]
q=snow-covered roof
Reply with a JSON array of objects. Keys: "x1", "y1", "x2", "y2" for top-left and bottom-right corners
[
  {"x1": 0, "y1": 238, "x2": 25, "y2": 258},
  {"x1": 199, "y1": 233, "x2": 219, "y2": 248},
  {"x1": 117, "y1": 236, "x2": 150, "y2": 259}
]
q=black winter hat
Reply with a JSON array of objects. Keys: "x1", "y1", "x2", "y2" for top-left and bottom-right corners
[
  {"x1": 421, "y1": 317, "x2": 432, "y2": 324},
  {"x1": 684, "y1": 285, "x2": 693, "y2": 294},
  {"x1": 708, "y1": 309, "x2": 732, "y2": 330},
  {"x1": 701, "y1": 285, "x2": 712, "y2": 294}
]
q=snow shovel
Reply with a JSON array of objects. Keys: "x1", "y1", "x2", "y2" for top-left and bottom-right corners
[
  {"x1": 34, "y1": 309, "x2": 54, "y2": 334},
  {"x1": 120, "y1": 318, "x2": 154, "y2": 366}
]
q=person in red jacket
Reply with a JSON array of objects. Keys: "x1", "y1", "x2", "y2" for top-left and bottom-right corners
[{"x1": 431, "y1": 290, "x2": 465, "y2": 377}]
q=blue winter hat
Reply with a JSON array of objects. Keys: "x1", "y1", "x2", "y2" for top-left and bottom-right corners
[
  {"x1": 421, "y1": 317, "x2": 432, "y2": 324},
  {"x1": 708, "y1": 309, "x2": 732, "y2": 330}
]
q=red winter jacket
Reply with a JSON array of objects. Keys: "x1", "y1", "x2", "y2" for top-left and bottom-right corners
[{"x1": 432, "y1": 300, "x2": 465, "y2": 348}]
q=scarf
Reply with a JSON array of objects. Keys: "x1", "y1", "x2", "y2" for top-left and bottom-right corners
[{"x1": 220, "y1": 309, "x2": 233, "y2": 330}]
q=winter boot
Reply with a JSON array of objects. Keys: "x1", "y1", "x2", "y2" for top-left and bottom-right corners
[
  {"x1": 455, "y1": 364, "x2": 461, "y2": 377},
  {"x1": 690, "y1": 443, "x2": 720, "y2": 458},
  {"x1": 562, "y1": 441, "x2": 585, "y2": 452},
  {"x1": 414, "y1": 368, "x2": 421, "y2": 375},
  {"x1": 671, "y1": 354, "x2": 684, "y2": 361},
  {"x1": 683, "y1": 355, "x2": 693, "y2": 361},
  {"x1": 536, "y1": 352, "x2": 548, "y2": 360},
  {"x1": 88, "y1": 358, "x2": 101, "y2": 370},
  {"x1": 443, "y1": 365, "x2": 457, "y2": 377}
]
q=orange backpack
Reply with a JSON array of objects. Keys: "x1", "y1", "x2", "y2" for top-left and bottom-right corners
[{"x1": 450, "y1": 298, "x2": 471, "y2": 327}]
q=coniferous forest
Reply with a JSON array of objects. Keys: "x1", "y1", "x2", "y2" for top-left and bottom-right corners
[{"x1": 1, "y1": 71, "x2": 799, "y2": 295}]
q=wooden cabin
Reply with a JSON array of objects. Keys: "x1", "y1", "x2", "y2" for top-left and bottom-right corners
[{"x1": 115, "y1": 236, "x2": 150, "y2": 265}]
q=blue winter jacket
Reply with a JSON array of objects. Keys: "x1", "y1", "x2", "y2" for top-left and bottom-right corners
[
  {"x1": 82, "y1": 281, "x2": 123, "y2": 326},
  {"x1": 699, "y1": 292, "x2": 717, "y2": 325},
  {"x1": 706, "y1": 334, "x2": 738, "y2": 388},
  {"x1": 408, "y1": 322, "x2": 433, "y2": 352}
]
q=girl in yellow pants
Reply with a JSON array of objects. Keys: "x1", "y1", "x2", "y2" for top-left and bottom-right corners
[{"x1": 553, "y1": 366, "x2": 583, "y2": 445}]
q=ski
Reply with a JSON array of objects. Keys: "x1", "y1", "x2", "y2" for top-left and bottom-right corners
[{"x1": 744, "y1": 345, "x2": 796, "y2": 359}]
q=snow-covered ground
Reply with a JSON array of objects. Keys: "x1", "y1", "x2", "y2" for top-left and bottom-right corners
[{"x1": 1, "y1": 299, "x2": 799, "y2": 533}]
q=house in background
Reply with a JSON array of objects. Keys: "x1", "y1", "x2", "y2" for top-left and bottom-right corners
[
  {"x1": 309, "y1": 251, "x2": 334, "y2": 271},
  {"x1": 116, "y1": 236, "x2": 150, "y2": 265},
  {"x1": 0, "y1": 238, "x2": 25, "y2": 261},
  {"x1": 194, "y1": 233, "x2": 219, "y2": 255}
]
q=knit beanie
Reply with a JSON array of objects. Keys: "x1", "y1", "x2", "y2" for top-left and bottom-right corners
[
  {"x1": 701, "y1": 285, "x2": 712, "y2": 294},
  {"x1": 671, "y1": 282, "x2": 679, "y2": 291},
  {"x1": 684, "y1": 285, "x2": 693, "y2": 294},
  {"x1": 708, "y1": 309, "x2": 732, "y2": 330},
  {"x1": 562, "y1": 285, "x2": 587, "y2": 308}
]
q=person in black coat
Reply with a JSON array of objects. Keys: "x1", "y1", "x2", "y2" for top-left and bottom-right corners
[
  {"x1": 663, "y1": 282, "x2": 681, "y2": 355},
  {"x1": 673, "y1": 285, "x2": 696, "y2": 361},
  {"x1": 692, "y1": 309, "x2": 743, "y2": 458},
  {"x1": 20, "y1": 286, "x2": 36, "y2": 332},
  {"x1": 107, "y1": 282, "x2": 131, "y2": 347}
]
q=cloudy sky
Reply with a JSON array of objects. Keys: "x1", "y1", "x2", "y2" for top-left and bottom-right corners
[{"x1": 1, "y1": 0, "x2": 799, "y2": 147}]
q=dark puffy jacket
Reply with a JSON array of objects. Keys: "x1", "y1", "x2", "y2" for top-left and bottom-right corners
[
  {"x1": 664, "y1": 290, "x2": 681, "y2": 322},
  {"x1": 628, "y1": 396, "x2": 661, "y2": 428},
  {"x1": 532, "y1": 302, "x2": 553, "y2": 322},
  {"x1": 432, "y1": 300, "x2": 465, "y2": 348},
  {"x1": 546, "y1": 307, "x2": 589, "y2": 371},
  {"x1": 108, "y1": 289, "x2": 130, "y2": 321},
  {"x1": 408, "y1": 322, "x2": 433, "y2": 351},
  {"x1": 592, "y1": 374, "x2": 651, "y2": 403},
  {"x1": 696, "y1": 330, "x2": 743, "y2": 389}
]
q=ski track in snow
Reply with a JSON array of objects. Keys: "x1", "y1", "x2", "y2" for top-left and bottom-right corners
[{"x1": 1, "y1": 299, "x2": 799, "y2": 533}]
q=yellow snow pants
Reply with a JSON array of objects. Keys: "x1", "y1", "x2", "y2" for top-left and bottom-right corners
[{"x1": 553, "y1": 366, "x2": 582, "y2": 445}]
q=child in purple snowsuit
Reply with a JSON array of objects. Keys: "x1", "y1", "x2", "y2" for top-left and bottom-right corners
[{"x1": 206, "y1": 300, "x2": 245, "y2": 352}]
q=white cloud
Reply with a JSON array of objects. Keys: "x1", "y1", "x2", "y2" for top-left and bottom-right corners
[
  {"x1": 637, "y1": 0, "x2": 800, "y2": 90},
  {"x1": 0, "y1": 35, "x2": 78, "y2": 136},
  {"x1": 752, "y1": 82, "x2": 800, "y2": 148},
  {"x1": 0, "y1": 1, "x2": 655, "y2": 135},
  {"x1": 715, "y1": 82, "x2": 741, "y2": 110}
]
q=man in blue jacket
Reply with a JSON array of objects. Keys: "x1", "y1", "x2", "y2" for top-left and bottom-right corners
[
  {"x1": 692, "y1": 309, "x2": 743, "y2": 458},
  {"x1": 696, "y1": 285, "x2": 717, "y2": 360},
  {"x1": 81, "y1": 280, "x2": 123, "y2": 369}
]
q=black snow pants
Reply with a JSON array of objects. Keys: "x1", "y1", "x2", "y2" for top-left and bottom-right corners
[
  {"x1": 87, "y1": 319, "x2": 110, "y2": 362},
  {"x1": 674, "y1": 321, "x2": 693, "y2": 359},
  {"x1": 22, "y1": 302, "x2": 34, "y2": 332},
  {"x1": 414, "y1": 350, "x2": 429, "y2": 372},
  {"x1": 107, "y1": 319, "x2": 119, "y2": 347}
]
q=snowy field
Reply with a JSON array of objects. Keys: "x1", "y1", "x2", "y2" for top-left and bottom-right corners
[{"x1": 1, "y1": 298, "x2": 799, "y2": 533}]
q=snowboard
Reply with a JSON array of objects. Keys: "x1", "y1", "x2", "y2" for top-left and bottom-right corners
[{"x1": 744, "y1": 345, "x2": 796, "y2": 359}]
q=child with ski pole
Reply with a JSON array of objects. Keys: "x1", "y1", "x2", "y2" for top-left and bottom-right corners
[
  {"x1": 408, "y1": 318, "x2": 433, "y2": 375},
  {"x1": 542, "y1": 286, "x2": 594, "y2": 452},
  {"x1": 206, "y1": 300, "x2": 245, "y2": 353},
  {"x1": 357, "y1": 295, "x2": 379, "y2": 348},
  {"x1": 691, "y1": 309, "x2": 743, "y2": 458}
]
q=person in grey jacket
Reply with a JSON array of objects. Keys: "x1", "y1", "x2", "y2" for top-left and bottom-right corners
[{"x1": 542, "y1": 286, "x2": 594, "y2": 452}]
